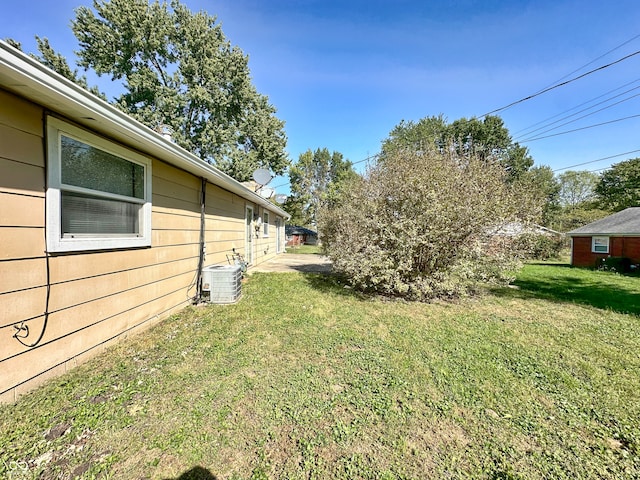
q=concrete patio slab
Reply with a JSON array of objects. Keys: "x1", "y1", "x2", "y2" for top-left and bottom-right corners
[{"x1": 249, "y1": 254, "x2": 332, "y2": 273}]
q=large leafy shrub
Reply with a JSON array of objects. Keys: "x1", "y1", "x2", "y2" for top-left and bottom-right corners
[
  {"x1": 320, "y1": 147, "x2": 542, "y2": 300},
  {"x1": 513, "y1": 233, "x2": 566, "y2": 260}
]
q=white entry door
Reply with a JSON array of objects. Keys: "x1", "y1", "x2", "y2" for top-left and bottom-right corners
[
  {"x1": 275, "y1": 217, "x2": 282, "y2": 253},
  {"x1": 245, "y1": 206, "x2": 254, "y2": 265}
]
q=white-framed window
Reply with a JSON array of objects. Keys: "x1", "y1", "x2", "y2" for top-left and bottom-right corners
[
  {"x1": 46, "y1": 116, "x2": 152, "y2": 253},
  {"x1": 592, "y1": 236, "x2": 609, "y2": 254},
  {"x1": 263, "y1": 211, "x2": 270, "y2": 236}
]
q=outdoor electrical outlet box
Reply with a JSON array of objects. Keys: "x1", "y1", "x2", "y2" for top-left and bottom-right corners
[{"x1": 201, "y1": 265, "x2": 242, "y2": 304}]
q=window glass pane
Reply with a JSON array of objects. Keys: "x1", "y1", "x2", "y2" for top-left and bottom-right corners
[
  {"x1": 61, "y1": 135, "x2": 144, "y2": 199},
  {"x1": 62, "y1": 191, "x2": 140, "y2": 235},
  {"x1": 593, "y1": 237, "x2": 609, "y2": 253}
]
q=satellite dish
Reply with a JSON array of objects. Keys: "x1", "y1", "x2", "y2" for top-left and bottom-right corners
[
  {"x1": 252, "y1": 168, "x2": 272, "y2": 186},
  {"x1": 274, "y1": 194, "x2": 288, "y2": 204}
]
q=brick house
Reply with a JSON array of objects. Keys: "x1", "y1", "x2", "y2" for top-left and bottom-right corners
[{"x1": 567, "y1": 207, "x2": 640, "y2": 268}]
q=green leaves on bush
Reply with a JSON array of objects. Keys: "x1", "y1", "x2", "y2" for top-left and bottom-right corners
[
  {"x1": 513, "y1": 233, "x2": 566, "y2": 260},
  {"x1": 320, "y1": 146, "x2": 543, "y2": 300}
]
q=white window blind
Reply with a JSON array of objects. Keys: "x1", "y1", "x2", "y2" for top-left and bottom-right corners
[{"x1": 61, "y1": 192, "x2": 140, "y2": 236}]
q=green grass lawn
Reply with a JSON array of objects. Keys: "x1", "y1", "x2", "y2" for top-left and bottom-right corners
[
  {"x1": 1, "y1": 265, "x2": 639, "y2": 479},
  {"x1": 285, "y1": 244, "x2": 322, "y2": 255}
]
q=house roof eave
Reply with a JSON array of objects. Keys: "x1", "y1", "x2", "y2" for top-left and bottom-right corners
[{"x1": 568, "y1": 233, "x2": 640, "y2": 237}]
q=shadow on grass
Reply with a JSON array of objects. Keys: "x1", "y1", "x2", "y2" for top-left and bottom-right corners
[
  {"x1": 163, "y1": 466, "x2": 217, "y2": 479},
  {"x1": 299, "y1": 263, "x2": 640, "y2": 315},
  {"x1": 301, "y1": 272, "x2": 370, "y2": 300},
  {"x1": 288, "y1": 263, "x2": 333, "y2": 274},
  {"x1": 494, "y1": 265, "x2": 640, "y2": 316}
]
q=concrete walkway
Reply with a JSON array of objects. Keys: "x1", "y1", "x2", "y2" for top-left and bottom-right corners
[{"x1": 249, "y1": 253, "x2": 332, "y2": 273}]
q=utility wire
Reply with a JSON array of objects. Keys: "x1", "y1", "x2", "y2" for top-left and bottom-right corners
[
  {"x1": 276, "y1": 38, "x2": 640, "y2": 189},
  {"x1": 270, "y1": 153, "x2": 378, "y2": 191},
  {"x1": 514, "y1": 79, "x2": 640, "y2": 138},
  {"x1": 535, "y1": 33, "x2": 640, "y2": 92},
  {"x1": 518, "y1": 90, "x2": 640, "y2": 142},
  {"x1": 507, "y1": 33, "x2": 640, "y2": 132},
  {"x1": 520, "y1": 114, "x2": 640, "y2": 143},
  {"x1": 552, "y1": 149, "x2": 640, "y2": 172},
  {"x1": 481, "y1": 49, "x2": 640, "y2": 117},
  {"x1": 583, "y1": 166, "x2": 610, "y2": 173}
]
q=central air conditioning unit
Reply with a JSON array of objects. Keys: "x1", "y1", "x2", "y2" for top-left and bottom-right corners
[{"x1": 201, "y1": 264, "x2": 242, "y2": 304}]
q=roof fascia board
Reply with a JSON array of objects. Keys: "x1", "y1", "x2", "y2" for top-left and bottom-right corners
[{"x1": 568, "y1": 233, "x2": 640, "y2": 237}]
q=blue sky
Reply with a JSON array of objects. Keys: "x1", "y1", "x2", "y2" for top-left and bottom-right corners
[{"x1": 2, "y1": 0, "x2": 640, "y2": 194}]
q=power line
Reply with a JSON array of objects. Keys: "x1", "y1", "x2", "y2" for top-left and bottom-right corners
[
  {"x1": 507, "y1": 33, "x2": 640, "y2": 133},
  {"x1": 517, "y1": 90, "x2": 640, "y2": 142},
  {"x1": 349, "y1": 153, "x2": 379, "y2": 167},
  {"x1": 274, "y1": 38, "x2": 640, "y2": 191},
  {"x1": 513, "y1": 79, "x2": 640, "y2": 139},
  {"x1": 481, "y1": 49, "x2": 640, "y2": 117},
  {"x1": 269, "y1": 153, "x2": 379, "y2": 191},
  {"x1": 583, "y1": 166, "x2": 611, "y2": 174},
  {"x1": 552, "y1": 149, "x2": 640, "y2": 172},
  {"x1": 535, "y1": 33, "x2": 640, "y2": 92},
  {"x1": 520, "y1": 114, "x2": 640, "y2": 143},
  {"x1": 270, "y1": 180, "x2": 290, "y2": 190}
]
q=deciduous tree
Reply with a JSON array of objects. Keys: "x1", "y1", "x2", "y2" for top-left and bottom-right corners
[
  {"x1": 558, "y1": 170, "x2": 599, "y2": 208},
  {"x1": 519, "y1": 165, "x2": 560, "y2": 227},
  {"x1": 34, "y1": 37, "x2": 106, "y2": 99},
  {"x1": 287, "y1": 148, "x2": 357, "y2": 228},
  {"x1": 65, "y1": 0, "x2": 288, "y2": 181},
  {"x1": 380, "y1": 115, "x2": 533, "y2": 180},
  {"x1": 595, "y1": 158, "x2": 640, "y2": 211}
]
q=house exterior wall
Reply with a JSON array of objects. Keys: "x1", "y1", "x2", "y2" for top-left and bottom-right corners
[
  {"x1": 611, "y1": 236, "x2": 640, "y2": 261},
  {"x1": 0, "y1": 88, "x2": 284, "y2": 402},
  {"x1": 251, "y1": 206, "x2": 283, "y2": 265},
  {"x1": 571, "y1": 236, "x2": 640, "y2": 267},
  {"x1": 571, "y1": 237, "x2": 608, "y2": 267},
  {"x1": 286, "y1": 234, "x2": 306, "y2": 247}
]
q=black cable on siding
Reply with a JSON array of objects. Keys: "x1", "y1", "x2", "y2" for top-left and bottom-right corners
[
  {"x1": 193, "y1": 177, "x2": 207, "y2": 303},
  {"x1": 13, "y1": 112, "x2": 51, "y2": 348}
]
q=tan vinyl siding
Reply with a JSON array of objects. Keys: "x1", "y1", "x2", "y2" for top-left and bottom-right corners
[
  {"x1": 0, "y1": 85, "x2": 286, "y2": 402},
  {"x1": 1, "y1": 288, "x2": 48, "y2": 329},
  {"x1": 1, "y1": 153, "x2": 203, "y2": 400},
  {"x1": 0, "y1": 192, "x2": 44, "y2": 227},
  {"x1": 0, "y1": 95, "x2": 46, "y2": 265},
  {"x1": 251, "y1": 205, "x2": 280, "y2": 266},
  {"x1": 0, "y1": 90, "x2": 48, "y2": 400},
  {"x1": 0, "y1": 122, "x2": 44, "y2": 168},
  {"x1": 0, "y1": 157, "x2": 45, "y2": 196},
  {"x1": 202, "y1": 184, "x2": 245, "y2": 265},
  {"x1": 0, "y1": 90, "x2": 199, "y2": 399},
  {"x1": 3, "y1": 290, "x2": 189, "y2": 394},
  {"x1": 0, "y1": 226, "x2": 45, "y2": 259},
  {"x1": 0, "y1": 258, "x2": 47, "y2": 294},
  {"x1": 0, "y1": 89, "x2": 43, "y2": 137}
]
